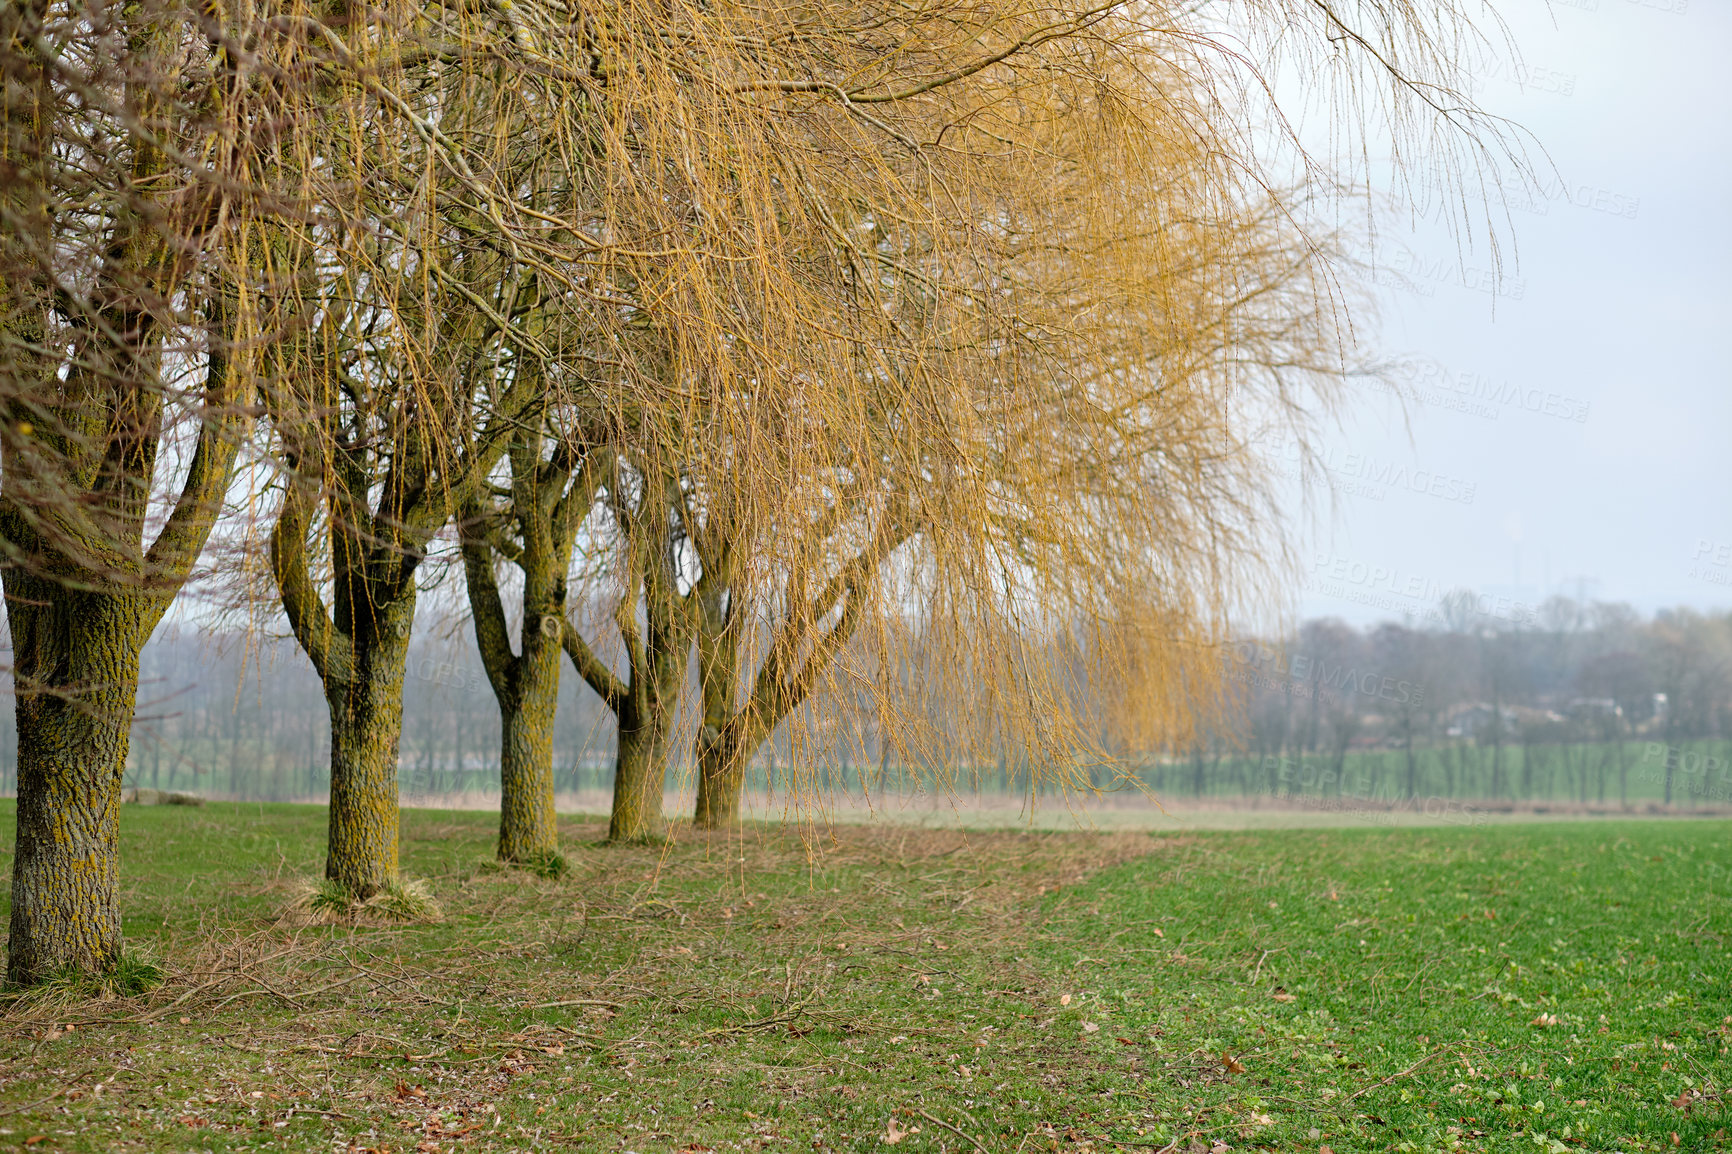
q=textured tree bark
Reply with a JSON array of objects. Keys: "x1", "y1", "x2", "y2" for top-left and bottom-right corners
[
  {"x1": 3, "y1": 581, "x2": 150, "y2": 984},
  {"x1": 496, "y1": 630, "x2": 562, "y2": 862},
  {"x1": 692, "y1": 732, "x2": 746, "y2": 830},
  {"x1": 460, "y1": 437, "x2": 603, "y2": 866},
  {"x1": 1, "y1": 306, "x2": 248, "y2": 982},
  {"x1": 322, "y1": 593, "x2": 413, "y2": 896},
  {"x1": 610, "y1": 702, "x2": 671, "y2": 843},
  {"x1": 692, "y1": 578, "x2": 744, "y2": 829}
]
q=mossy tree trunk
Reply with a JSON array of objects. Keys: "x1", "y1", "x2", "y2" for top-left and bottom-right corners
[
  {"x1": 688, "y1": 501, "x2": 909, "y2": 829},
  {"x1": 0, "y1": 186, "x2": 251, "y2": 985},
  {"x1": 271, "y1": 470, "x2": 444, "y2": 897},
  {"x1": 4, "y1": 586, "x2": 149, "y2": 982},
  {"x1": 322, "y1": 588, "x2": 415, "y2": 896},
  {"x1": 692, "y1": 557, "x2": 745, "y2": 829},
  {"x1": 610, "y1": 697, "x2": 677, "y2": 841},
  {"x1": 1, "y1": 4, "x2": 253, "y2": 978},
  {"x1": 269, "y1": 447, "x2": 525, "y2": 895},
  {"x1": 561, "y1": 462, "x2": 695, "y2": 843},
  {"x1": 496, "y1": 661, "x2": 562, "y2": 860},
  {"x1": 461, "y1": 430, "x2": 607, "y2": 865},
  {"x1": 263, "y1": 256, "x2": 534, "y2": 896}
]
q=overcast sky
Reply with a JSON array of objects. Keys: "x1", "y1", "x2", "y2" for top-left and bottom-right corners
[{"x1": 1282, "y1": 0, "x2": 1731, "y2": 629}]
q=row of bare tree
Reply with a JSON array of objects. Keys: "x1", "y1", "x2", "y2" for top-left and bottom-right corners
[
  {"x1": 1197, "y1": 600, "x2": 1732, "y2": 805},
  {"x1": 0, "y1": 0, "x2": 1523, "y2": 984}
]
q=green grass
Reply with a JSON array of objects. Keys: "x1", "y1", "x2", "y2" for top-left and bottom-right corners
[
  {"x1": 0, "y1": 803, "x2": 1724, "y2": 1153},
  {"x1": 1043, "y1": 824, "x2": 1731, "y2": 1153}
]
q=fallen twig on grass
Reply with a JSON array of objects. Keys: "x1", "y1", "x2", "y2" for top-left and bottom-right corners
[
  {"x1": 704, "y1": 1009, "x2": 809, "y2": 1037},
  {"x1": 528, "y1": 998, "x2": 625, "y2": 1009},
  {"x1": 914, "y1": 1108, "x2": 990, "y2": 1153},
  {"x1": 280, "y1": 1105, "x2": 356, "y2": 1121},
  {"x1": 207, "y1": 986, "x2": 302, "y2": 1013},
  {"x1": 0, "y1": 1088, "x2": 64, "y2": 1116},
  {"x1": 1340, "y1": 1044, "x2": 1474, "y2": 1105}
]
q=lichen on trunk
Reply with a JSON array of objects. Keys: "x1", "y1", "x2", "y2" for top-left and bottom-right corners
[
  {"x1": 611, "y1": 710, "x2": 671, "y2": 843},
  {"x1": 3, "y1": 582, "x2": 151, "y2": 984},
  {"x1": 322, "y1": 595, "x2": 413, "y2": 896},
  {"x1": 559, "y1": 459, "x2": 696, "y2": 844},
  {"x1": 496, "y1": 651, "x2": 563, "y2": 862},
  {"x1": 461, "y1": 433, "x2": 606, "y2": 865}
]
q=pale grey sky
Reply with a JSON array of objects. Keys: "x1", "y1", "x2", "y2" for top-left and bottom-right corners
[{"x1": 1289, "y1": 0, "x2": 1732, "y2": 627}]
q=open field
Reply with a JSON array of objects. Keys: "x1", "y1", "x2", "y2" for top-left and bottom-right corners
[
  {"x1": 79, "y1": 734, "x2": 1732, "y2": 812},
  {"x1": 383, "y1": 789, "x2": 1732, "y2": 834},
  {"x1": 0, "y1": 806, "x2": 1726, "y2": 1153}
]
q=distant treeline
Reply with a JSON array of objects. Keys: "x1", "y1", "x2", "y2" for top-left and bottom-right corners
[
  {"x1": 0, "y1": 596, "x2": 1726, "y2": 809},
  {"x1": 1193, "y1": 597, "x2": 1731, "y2": 806}
]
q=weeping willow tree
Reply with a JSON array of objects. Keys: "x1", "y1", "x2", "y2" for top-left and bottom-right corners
[
  {"x1": 0, "y1": 0, "x2": 289, "y2": 983},
  {"x1": 457, "y1": 416, "x2": 608, "y2": 867},
  {"x1": 679, "y1": 138, "x2": 1348, "y2": 826},
  {"x1": 251, "y1": 0, "x2": 630, "y2": 896},
  {"x1": 0, "y1": 0, "x2": 1527, "y2": 978},
  {"x1": 455, "y1": 0, "x2": 1527, "y2": 840},
  {"x1": 633, "y1": 0, "x2": 1527, "y2": 826}
]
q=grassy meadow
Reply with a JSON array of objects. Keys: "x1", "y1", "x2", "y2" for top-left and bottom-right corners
[{"x1": 0, "y1": 805, "x2": 1725, "y2": 1153}]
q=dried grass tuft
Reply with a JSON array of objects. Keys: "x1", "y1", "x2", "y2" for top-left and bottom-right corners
[{"x1": 293, "y1": 877, "x2": 444, "y2": 925}]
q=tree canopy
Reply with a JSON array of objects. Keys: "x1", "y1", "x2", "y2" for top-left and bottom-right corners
[{"x1": 1, "y1": 0, "x2": 1523, "y2": 982}]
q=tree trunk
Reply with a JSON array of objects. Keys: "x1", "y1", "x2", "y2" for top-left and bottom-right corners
[
  {"x1": 692, "y1": 577, "x2": 745, "y2": 828},
  {"x1": 458, "y1": 438, "x2": 602, "y2": 866},
  {"x1": 694, "y1": 728, "x2": 751, "y2": 830},
  {"x1": 4, "y1": 582, "x2": 151, "y2": 984},
  {"x1": 497, "y1": 632, "x2": 562, "y2": 862},
  {"x1": 611, "y1": 705, "x2": 669, "y2": 843},
  {"x1": 322, "y1": 600, "x2": 413, "y2": 897}
]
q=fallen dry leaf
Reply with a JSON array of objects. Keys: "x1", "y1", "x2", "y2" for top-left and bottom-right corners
[
  {"x1": 1531, "y1": 1014, "x2": 1560, "y2": 1028},
  {"x1": 1221, "y1": 1052, "x2": 1247, "y2": 1074},
  {"x1": 1060, "y1": 993, "x2": 1072, "y2": 1006},
  {"x1": 1271, "y1": 990, "x2": 1296, "y2": 1003}
]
